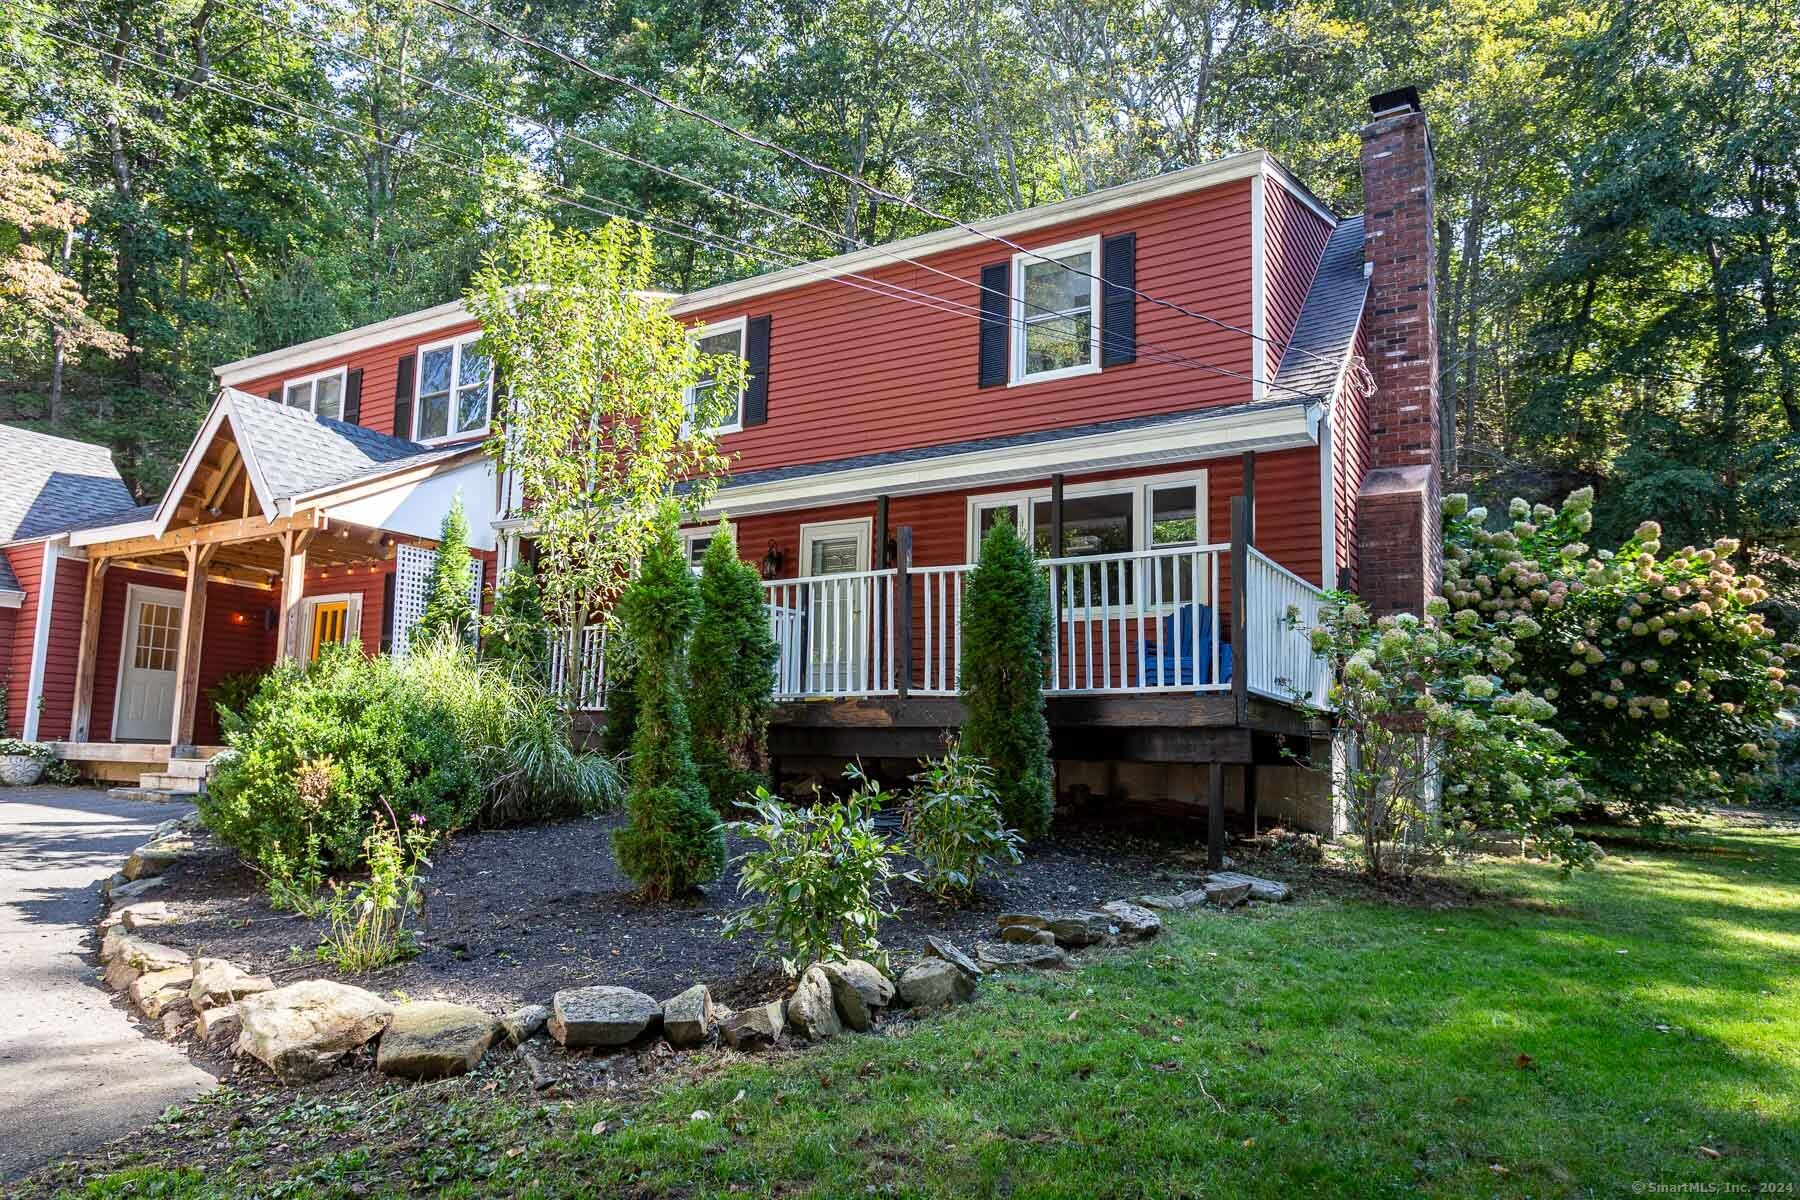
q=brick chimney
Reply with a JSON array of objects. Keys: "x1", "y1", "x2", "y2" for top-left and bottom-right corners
[{"x1": 1355, "y1": 86, "x2": 1442, "y2": 618}]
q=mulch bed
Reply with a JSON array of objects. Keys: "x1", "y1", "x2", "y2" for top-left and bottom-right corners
[{"x1": 135, "y1": 812, "x2": 1237, "y2": 1018}]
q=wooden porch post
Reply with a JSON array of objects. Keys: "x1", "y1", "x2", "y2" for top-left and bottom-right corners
[
  {"x1": 169, "y1": 543, "x2": 218, "y2": 748},
  {"x1": 1240, "y1": 451, "x2": 1257, "y2": 546},
  {"x1": 895, "y1": 526, "x2": 913, "y2": 699},
  {"x1": 274, "y1": 528, "x2": 314, "y2": 663},
  {"x1": 1230, "y1": 496, "x2": 1250, "y2": 726},
  {"x1": 1208, "y1": 763, "x2": 1226, "y2": 869},
  {"x1": 1049, "y1": 474, "x2": 1065, "y2": 557},
  {"x1": 874, "y1": 495, "x2": 890, "y2": 569},
  {"x1": 70, "y1": 555, "x2": 111, "y2": 742}
]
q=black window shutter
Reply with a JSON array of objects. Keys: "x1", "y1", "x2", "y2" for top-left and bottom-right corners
[
  {"x1": 267, "y1": 387, "x2": 281, "y2": 404},
  {"x1": 742, "y1": 315, "x2": 771, "y2": 426},
  {"x1": 978, "y1": 262, "x2": 1010, "y2": 386},
  {"x1": 393, "y1": 354, "x2": 416, "y2": 439},
  {"x1": 379, "y1": 570, "x2": 397, "y2": 654},
  {"x1": 343, "y1": 367, "x2": 363, "y2": 425},
  {"x1": 1101, "y1": 233, "x2": 1137, "y2": 367}
]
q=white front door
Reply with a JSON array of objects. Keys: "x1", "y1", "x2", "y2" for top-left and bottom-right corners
[
  {"x1": 800, "y1": 520, "x2": 872, "y2": 694},
  {"x1": 114, "y1": 585, "x2": 184, "y2": 742}
]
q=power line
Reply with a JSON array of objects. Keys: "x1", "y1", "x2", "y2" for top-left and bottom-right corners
[
  {"x1": 422, "y1": 0, "x2": 1343, "y2": 373},
  {"x1": 197, "y1": 0, "x2": 1293, "y2": 391}
]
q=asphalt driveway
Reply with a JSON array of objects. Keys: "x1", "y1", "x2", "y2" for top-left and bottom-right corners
[{"x1": 0, "y1": 786, "x2": 215, "y2": 1180}]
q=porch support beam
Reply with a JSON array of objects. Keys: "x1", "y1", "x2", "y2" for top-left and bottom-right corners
[
  {"x1": 274, "y1": 528, "x2": 316, "y2": 663},
  {"x1": 1230, "y1": 495, "x2": 1250, "y2": 726},
  {"x1": 1240, "y1": 451, "x2": 1257, "y2": 545},
  {"x1": 85, "y1": 508, "x2": 324, "y2": 561},
  {"x1": 69, "y1": 556, "x2": 111, "y2": 742},
  {"x1": 169, "y1": 542, "x2": 218, "y2": 749},
  {"x1": 1207, "y1": 765, "x2": 1227, "y2": 869}
]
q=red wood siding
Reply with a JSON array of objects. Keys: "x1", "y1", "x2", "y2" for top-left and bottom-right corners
[
  {"x1": 1333, "y1": 320, "x2": 1374, "y2": 589},
  {"x1": 1262, "y1": 179, "x2": 1334, "y2": 383},
  {"x1": 89, "y1": 568, "x2": 278, "y2": 745},
  {"x1": 234, "y1": 318, "x2": 485, "y2": 447},
  {"x1": 0, "y1": 603, "x2": 17, "y2": 737},
  {"x1": 683, "y1": 181, "x2": 1256, "y2": 474},
  {"x1": 231, "y1": 180, "x2": 1262, "y2": 476},
  {"x1": 4, "y1": 544, "x2": 43, "y2": 736},
  {"x1": 36, "y1": 553, "x2": 89, "y2": 741}
]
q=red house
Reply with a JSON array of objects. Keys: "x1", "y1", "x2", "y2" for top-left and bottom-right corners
[{"x1": 4, "y1": 91, "x2": 1442, "y2": 850}]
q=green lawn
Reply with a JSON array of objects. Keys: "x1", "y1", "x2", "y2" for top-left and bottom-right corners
[{"x1": 43, "y1": 814, "x2": 1800, "y2": 1199}]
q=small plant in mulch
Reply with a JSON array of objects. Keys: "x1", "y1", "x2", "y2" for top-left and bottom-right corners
[
  {"x1": 902, "y1": 743, "x2": 1023, "y2": 905},
  {"x1": 317, "y1": 806, "x2": 435, "y2": 973},
  {"x1": 723, "y1": 768, "x2": 899, "y2": 976}
]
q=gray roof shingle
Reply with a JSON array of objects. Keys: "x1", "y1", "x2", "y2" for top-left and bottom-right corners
[
  {"x1": 1271, "y1": 215, "x2": 1370, "y2": 400},
  {"x1": 0, "y1": 424, "x2": 139, "y2": 544},
  {"x1": 224, "y1": 389, "x2": 470, "y2": 500}
]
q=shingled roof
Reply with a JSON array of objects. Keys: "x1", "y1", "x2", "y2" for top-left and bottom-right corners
[
  {"x1": 0, "y1": 424, "x2": 139, "y2": 546},
  {"x1": 220, "y1": 388, "x2": 469, "y2": 500},
  {"x1": 1271, "y1": 214, "x2": 1370, "y2": 400}
]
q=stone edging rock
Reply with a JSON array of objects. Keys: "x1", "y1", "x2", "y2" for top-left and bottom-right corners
[{"x1": 95, "y1": 821, "x2": 1296, "y2": 1091}]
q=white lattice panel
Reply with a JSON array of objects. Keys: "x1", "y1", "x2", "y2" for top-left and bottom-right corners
[{"x1": 391, "y1": 545, "x2": 483, "y2": 659}]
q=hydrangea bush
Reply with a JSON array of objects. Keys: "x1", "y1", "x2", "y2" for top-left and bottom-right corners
[
  {"x1": 1442, "y1": 487, "x2": 1794, "y2": 821},
  {"x1": 1306, "y1": 597, "x2": 1596, "y2": 878}
]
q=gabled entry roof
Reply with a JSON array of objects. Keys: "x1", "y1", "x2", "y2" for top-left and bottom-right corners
[{"x1": 144, "y1": 388, "x2": 478, "y2": 536}]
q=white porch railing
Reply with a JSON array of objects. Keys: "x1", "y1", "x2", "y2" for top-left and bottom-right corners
[
  {"x1": 549, "y1": 622, "x2": 607, "y2": 710},
  {"x1": 913, "y1": 564, "x2": 970, "y2": 696},
  {"x1": 1044, "y1": 544, "x2": 1228, "y2": 693},
  {"x1": 1242, "y1": 547, "x2": 1333, "y2": 707},
  {"x1": 762, "y1": 569, "x2": 900, "y2": 699}
]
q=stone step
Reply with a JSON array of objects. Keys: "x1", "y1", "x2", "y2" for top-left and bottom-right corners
[
  {"x1": 137, "y1": 772, "x2": 204, "y2": 795},
  {"x1": 107, "y1": 786, "x2": 192, "y2": 804},
  {"x1": 160, "y1": 758, "x2": 216, "y2": 780}
]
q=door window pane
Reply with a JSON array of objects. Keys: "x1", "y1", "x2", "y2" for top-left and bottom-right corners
[{"x1": 810, "y1": 536, "x2": 860, "y2": 575}]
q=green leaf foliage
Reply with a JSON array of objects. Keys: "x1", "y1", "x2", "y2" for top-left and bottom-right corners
[
  {"x1": 691, "y1": 519, "x2": 780, "y2": 815},
  {"x1": 1441, "y1": 488, "x2": 1793, "y2": 821},
  {"x1": 612, "y1": 504, "x2": 726, "y2": 898},
  {"x1": 958, "y1": 518, "x2": 1053, "y2": 838},
  {"x1": 481, "y1": 559, "x2": 552, "y2": 688},
  {"x1": 415, "y1": 496, "x2": 474, "y2": 645},
  {"x1": 723, "y1": 768, "x2": 899, "y2": 977},
  {"x1": 902, "y1": 743, "x2": 1024, "y2": 903}
]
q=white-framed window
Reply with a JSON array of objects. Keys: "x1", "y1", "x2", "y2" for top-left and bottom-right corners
[
  {"x1": 414, "y1": 335, "x2": 493, "y2": 443},
  {"x1": 282, "y1": 366, "x2": 348, "y2": 420},
  {"x1": 684, "y1": 315, "x2": 747, "y2": 434},
  {"x1": 966, "y1": 471, "x2": 1210, "y2": 604},
  {"x1": 680, "y1": 525, "x2": 730, "y2": 573},
  {"x1": 1011, "y1": 235, "x2": 1101, "y2": 385}
]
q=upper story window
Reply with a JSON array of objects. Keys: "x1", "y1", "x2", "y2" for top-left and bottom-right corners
[
  {"x1": 685, "y1": 316, "x2": 747, "y2": 434},
  {"x1": 1011, "y1": 236, "x2": 1101, "y2": 385},
  {"x1": 283, "y1": 366, "x2": 347, "y2": 420},
  {"x1": 415, "y1": 335, "x2": 492, "y2": 443}
]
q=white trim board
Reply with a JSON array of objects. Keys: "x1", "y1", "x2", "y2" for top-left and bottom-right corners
[
  {"x1": 1250, "y1": 173, "x2": 1268, "y2": 405},
  {"x1": 21, "y1": 537, "x2": 63, "y2": 741},
  {"x1": 695, "y1": 402, "x2": 1318, "y2": 519}
]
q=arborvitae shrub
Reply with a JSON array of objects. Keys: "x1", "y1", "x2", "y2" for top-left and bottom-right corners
[
  {"x1": 958, "y1": 518, "x2": 1054, "y2": 838},
  {"x1": 416, "y1": 496, "x2": 475, "y2": 645},
  {"x1": 691, "y1": 519, "x2": 779, "y2": 814},
  {"x1": 611, "y1": 506, "x2": 726, "y2": 898}
]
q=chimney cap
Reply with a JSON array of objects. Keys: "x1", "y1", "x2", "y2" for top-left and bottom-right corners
[{"x1": 1368, "y1": 86, "x2": 1422, "y2": 117}]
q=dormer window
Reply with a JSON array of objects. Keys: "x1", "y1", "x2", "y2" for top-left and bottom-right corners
[
  {"x1": 415, "y1": 335, "x2": 492, "y2": 443},
  {"x1": 283, "y1": 366, "x2": 347, "y2": 420},
  {"x1": 1011, "y1": 235, "x2": 1101, "y2": 384},
  {"x1": 684, "y1": 316, "x2": 747, "y2": 434}
]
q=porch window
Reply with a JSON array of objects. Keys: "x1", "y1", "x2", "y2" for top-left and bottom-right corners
[
  {"x1": 1011, "y1": 236, "x2": 1101, "y2": 384},
  {"x1": 282, "y1": 366, "x2": 347, "y2": 420},
  {"x1": 415, "y1": 336, "x2": 492, "y2": 443},
  {"x1": 685, "y1": 317, "x2": 747, "y2": 434}
]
